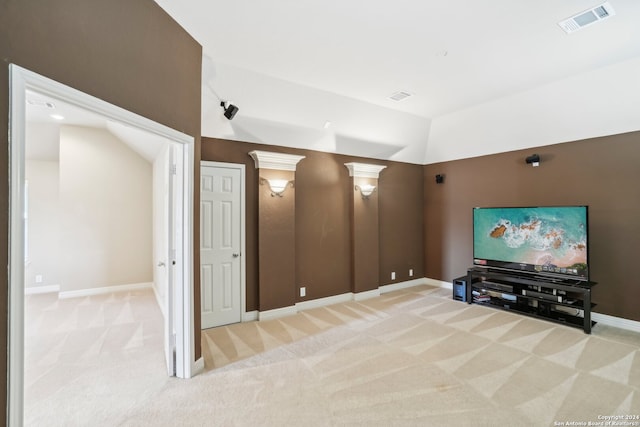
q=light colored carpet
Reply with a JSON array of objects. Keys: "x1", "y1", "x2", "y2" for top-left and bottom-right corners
[
  {"x1": 25, "y1": 285, "x2": 640, "y2": 426},
  {"x1": 24, "y1": 289, "x2": 168, "y2": 426}
]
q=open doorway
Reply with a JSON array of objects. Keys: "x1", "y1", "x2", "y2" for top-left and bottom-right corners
[{"x1": 8, "y1": 65, "x2": 198, "y2": 425}]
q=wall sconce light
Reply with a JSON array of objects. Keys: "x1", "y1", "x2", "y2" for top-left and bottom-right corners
[
  {"x1": 355, "y1": 184, "x2": 377, "y2": 199},
  {"x1": 220, "y1": 101, "x2": 239, "y2": 120},
  {"x1": 260, "y1": 177, "x2": 293, "y2": 197},
  {"x1": 525, "y1": 154, "x2": 540, "y2": 167},
  {"x1": 435, "y1": 174, "x2": 445, "y2": 184}
]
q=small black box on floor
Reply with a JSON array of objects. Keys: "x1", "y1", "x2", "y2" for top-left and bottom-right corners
[{"x1": 452, "y1": 276, "x2": 468, "y2": 302}]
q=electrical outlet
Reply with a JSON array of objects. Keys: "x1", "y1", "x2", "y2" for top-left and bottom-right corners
[
  {"x1": 35, "y1": 275, "x2": 43, "y2": 283},
  {"x1": 300, "y1": 287, "x2": 306, "y2": 297},
  {"x1": 409, "y1": 269, "x2": 414, "y2": 277},
  {"x1": 391, "y1": 272, "x2": 396, "y2": 280}
]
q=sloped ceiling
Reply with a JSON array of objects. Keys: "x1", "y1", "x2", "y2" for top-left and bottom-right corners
[
  {"x1": 25, "y1": 90, "x2": 168, "y2": 163},
  {"x1": 156, "y1": 1, "x2": 640, "y2": 164}
]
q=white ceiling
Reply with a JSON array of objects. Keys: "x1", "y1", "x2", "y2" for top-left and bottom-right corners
[
  {"x1": 156, "y1": 0, "x2": 640, "y2": 164},
  {"x1": 25, "y1": 90, "x2": 168, "y2": 163}
]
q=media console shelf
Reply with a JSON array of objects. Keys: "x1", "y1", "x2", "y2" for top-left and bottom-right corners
[{"x1": 466, "y1": 267, "x2": 597, "y2": 334}]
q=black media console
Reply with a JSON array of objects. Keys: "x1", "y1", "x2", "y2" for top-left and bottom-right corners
[{"x1": 465, "y1": 267, "x2": 597, "y2": 334}]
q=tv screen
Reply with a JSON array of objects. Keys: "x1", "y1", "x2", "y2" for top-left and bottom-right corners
[{"x1": 473, "y1": 206, "x2": 589, "y2": 281}]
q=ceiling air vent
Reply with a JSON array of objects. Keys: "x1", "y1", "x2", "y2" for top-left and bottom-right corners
[
  {"x1": 389, "y1": 91, "x2": 412, "y2": 102},
  {"x1": 558, "y1": 2, "x2": 616, "y2": 34}
]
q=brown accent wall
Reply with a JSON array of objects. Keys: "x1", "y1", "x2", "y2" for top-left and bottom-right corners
[
  {"x1": 257, "y1": 169, "x2": 297, "y2": 310},
  {"x1": 351, "y1": 176, "x2": 380, "y2": 293},
  {"x1": 379, "y1": 162, "x2": 426, "y2": 284},
  {"x1": 202, "y1": 138, "x2": 425, "y2": 310},
  {"x1": 1, "y1": 1, "x2": 202, "y2": 418},
  {"x1": 295, "y1": 151, "x2": 351, "y2": 301},
  {"x1": 424, "y1": 131, "x2": 640, "y2": 322}
]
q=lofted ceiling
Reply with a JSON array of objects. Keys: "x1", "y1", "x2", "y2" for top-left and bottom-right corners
[
  {"x1": 154, "y1": 0, "x2": 640, "y2": 164},
  {"x1": 25, "y1": 90, "x2": 168, "y2": 164}
]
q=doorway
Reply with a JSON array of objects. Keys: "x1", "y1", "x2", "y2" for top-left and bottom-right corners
[
  {"x1": 200, "y1": 162, "x2": 246, "y2": 329},
  {"x1": 8, "y1": 65, "x2": 197, "y2": 425}
]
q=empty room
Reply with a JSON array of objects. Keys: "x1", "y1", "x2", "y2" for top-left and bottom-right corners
[{"x1": 2, "y1": 1, "x2": 640, "y2": 426}]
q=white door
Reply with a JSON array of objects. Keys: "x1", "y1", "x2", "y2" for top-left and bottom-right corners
[
  {"x1": 162, "y1": 145, "x2": 178, "y2": 375},
  {"x1": 200, "y1": 163, "x2": 244, "y2": 328}
]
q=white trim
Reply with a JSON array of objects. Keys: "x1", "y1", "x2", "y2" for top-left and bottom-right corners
[
  {"x1": 256, "y1": 278, "x2": 430, "y2": 321},
  {"x1": 380, "y1": 277, "x2": 430, "y2": 294},
  {"x1": 354, "y1": 289, "x2": 380, "y2": 301},
  {"x1": 58, "y1": 282, "x2": 153, "y2": 299},
  {"x1": 8, "y1": 64, "x2": 27, "y2": 427},
  {"x1": 24, "y1": 284, "x2": 60, "y2": 295},
  {"x1": 296, "y1": 292, "x2": 353, "y2": 312},
  {"x1": 200, "y1": 160, "x2": 247, "y2": 323},
  {"x1": 424, "y1": 277, "x2": 453, "y2": 289},
  {"x1": 152, "y1": 281, "x2": 166, "y2": 318},
  {"x1": 248, "y1": 150, "x2": 305, "y2": 171},
  {"x1": 258, "y1": 305, "x2": 297, "y2": 321},
  {"x1": 243, "y1": 310, "x2": 259, "y2": 322},
  {"x1": 592, "y1": 312, "x2": 640, "y2": 333},
  {"x1": 192, "y1": 357, "x2": 205, "y2": 376},
  {"x1": 177, "y1": 141, "x2": 196, "y2": 379},
  {"x1": 8, "y1": 64, "x2": 196, "y2": 425},
  {"x1": 344, "y1": 162, "x2": 387, "y2": 179}
]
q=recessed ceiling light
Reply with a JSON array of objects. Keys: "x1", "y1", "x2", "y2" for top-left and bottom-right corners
[
  {"x1": 27, "y1": 99, "x2": 56, "y2": 109},
  {"x1": 50, "y1": 114, "x2": 65, "y2": 120},
  {"x1": 389, "y1": 91, "x2": 412, "y2": 102}
]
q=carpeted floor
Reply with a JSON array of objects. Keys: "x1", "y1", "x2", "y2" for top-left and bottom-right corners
[
  {"x1": 25, "y1": 285, "x2": 640, "y2": 426},
  {"x1": 24, "y1": 289, "x2": 168, "y2": 426}
]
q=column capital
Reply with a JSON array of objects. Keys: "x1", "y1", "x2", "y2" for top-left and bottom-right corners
[
  {"x1": 249, "y1": 150, "x2": 305, "y2": 171},
  {"x1": 344, "y1": 162, "x2": 386, "y2": 179}
]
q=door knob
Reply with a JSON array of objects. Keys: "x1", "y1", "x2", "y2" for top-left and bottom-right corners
[{"x1": 232, "y1": 253, "x2": 240, "y2": 258}]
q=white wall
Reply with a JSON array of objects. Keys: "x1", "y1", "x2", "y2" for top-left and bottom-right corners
[
  {"x1": 202, "y1": 61, "x2": 432, "y2": 164},
  {"x1": 58, "y1": 125, "x2": 153, "y2": 292},
  {"x1": 426, "y1": 56, "x2": 640, "y2": 164},
  {"x1": 24, "y1": 160, "x2": 61, "y2": 290}
]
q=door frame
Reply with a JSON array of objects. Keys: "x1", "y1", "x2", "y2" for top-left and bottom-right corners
[
  {"x1": 8, "y1": 64, "x2": 197, "y2": 425},
  {"x1": 200, "y1": 161, "x2": 247, "y2": 323}
]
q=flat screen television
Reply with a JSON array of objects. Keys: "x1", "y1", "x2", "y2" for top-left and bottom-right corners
[{"x1": 473, "y1": 206, "x2": 589, "y2": 282}]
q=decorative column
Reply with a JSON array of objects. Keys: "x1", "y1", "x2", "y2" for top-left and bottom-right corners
[
  {"x1": 344, "y1": 162, "x2": 387, "y2": 295},
  {"x1": 249, "y1": 150, "x2": 305, "y2": 313}
]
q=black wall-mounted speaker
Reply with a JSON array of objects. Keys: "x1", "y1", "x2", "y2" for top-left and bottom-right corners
[
  {"x1": 525, "y1": 154, "x2": 540, "y2": 165},
  {"x1": 223, "y1": 104, "x2": 239, "y2": 120},
  {"x1": 435, "y1": 174, "x2": 444, "y2": 184}
]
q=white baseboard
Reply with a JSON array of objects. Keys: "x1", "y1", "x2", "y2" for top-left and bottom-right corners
[
  {"x1": 592, "y1": 312, "x2": 640, "y2": 333},
  {"x1": 243, "y1": 310, "x2": 259, "y2": 322},
  {"x1": 296, "y1": 292, "x2": 353, "y2": 312},
  {"x1": 258, "y1": 305, "x2": 297, "y2": 321},
  {"x1": 151, "y1": 283, "x2": 167, "y2": 317},
  {"x1": 354, "y1": 288, "x2": 380, "y2": 301},
  {"x1": 192, "y1": 357, "x2": 205, "y2": 376},
  {"x1": 425, "y1": 277, "x2": 453, "y2": 289},
  {"x1": 25, "y1": 284, "x2": 60, "y2": 295},
  {"x1": 255, "y1": 278, "x2": 434, "y2": 321},
  {"x1": 58, "y1": 282, "x2": 153, "y2": 299},
  {"x1": 237, "y1": 277, "x2": 640, "y2": 336},
  {"x1": 380, "y1": 277, "x2": 430, "y2": 294}
]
